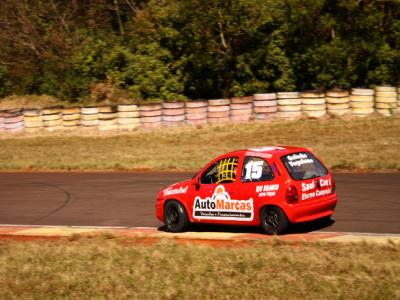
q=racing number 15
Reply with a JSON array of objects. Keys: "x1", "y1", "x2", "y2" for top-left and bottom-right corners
[{"x1": 244, "y1": 161, "x2": 263, "y2": 180}]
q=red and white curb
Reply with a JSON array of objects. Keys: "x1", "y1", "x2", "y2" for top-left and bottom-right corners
[{"x1": 0, "y1": 225, "x2": 399, "y2": 244}]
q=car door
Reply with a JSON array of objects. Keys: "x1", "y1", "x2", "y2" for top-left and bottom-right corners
[
  {"x1": 189, "y1": 156, "x2": 254, "y2": 224},
  {"x1": 236, "y1": 156, "x2": 282, "y2": 223}
]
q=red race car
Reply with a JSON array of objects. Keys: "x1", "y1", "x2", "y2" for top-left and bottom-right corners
[{"x1": 156, "y1": 146, "x2": 337, "y2": 234}]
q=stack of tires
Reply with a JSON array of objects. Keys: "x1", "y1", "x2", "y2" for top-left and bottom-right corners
[
  {"x1": 4, "y1": 109, "x2": 24, "y2": 133},
  {"x1": 326, "y1": 90, "x2": 351, "y2": 116},
  {"x1": 185, "y1": 100, "x2": 208, "y2": 126},
  {"x1": 97, "y1": 106, "x2": 117, "y2": 131},
  {"x1": 23, "y1": 109, "x2": 43, "y2": 132},
  {"x1": 374, "y1": 86, "x2": 397, "y2": 116},
  {"x1": 253, "y1": 93, "x2": 277, "y2": 121},
  {"x1": 0, "y1": 111, "x2": 4, "y2": 132},
  {"x1": 62, "y1": 107, "x2": 81, "y2": 130},
  {"x1": 230, "y1": 96, "x2": 253, "y2": 123},
  {"x1": 139, "y1": 103, "x2": 162, "y2": 129},
  {"x1": 350, "y1": 88, "x2": 374, "y2": 116},
  {"x1": 398, "y1": 86, "x2": 400, "y2": 109},
  {"x1": 208, "y1": 99, "x2": 230, "y2": 124},
  {"x1": 117, "y1": 105, "x2": 140, "y2": 131},
  {"x1": 301, "y1": 91, "x2": 326, "y2": 118},
  {"x1": 43, "y1": 107, "x2": 63, "y2": 131},
  {"x1": 162, "y1": 102, "x2": 185, "y2": 127},
  {"x1": 81, "y1": 107, "x2": 99, "y2": 129},
  {"x1": 277, "y1": 92, "x2": 302, "y2": 119}
]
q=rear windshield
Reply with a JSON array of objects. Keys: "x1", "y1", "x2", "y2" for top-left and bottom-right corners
[{"x1": 281, "y1": 152, "x2": 328, "y2": 180}]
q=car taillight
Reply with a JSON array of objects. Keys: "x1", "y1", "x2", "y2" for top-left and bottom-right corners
[{"x1": 286, "y1": 185, "x2": 298, "y2": 204}]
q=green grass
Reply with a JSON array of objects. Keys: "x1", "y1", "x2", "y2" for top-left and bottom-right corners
[
  {"x1": 0, "y1": 116, "x2": 399, "y2": 171},
  {"x1": 0, "y1": 237, "x2": 399, "y2": 299}
]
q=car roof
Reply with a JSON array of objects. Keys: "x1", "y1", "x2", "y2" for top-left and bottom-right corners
[{"x1": 223, "y1": 146, "x2": 308, "y2": 157}]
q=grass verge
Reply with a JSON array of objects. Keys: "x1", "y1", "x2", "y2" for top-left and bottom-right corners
[
  {"x1": 0, "y1": 116, "x2": 399, "y2": 171},
  {"x1": 0, "y1": 237, "x2": 399, "y2": 299}
]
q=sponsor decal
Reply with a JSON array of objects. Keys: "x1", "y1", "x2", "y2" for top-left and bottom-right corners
[
  {"x1": 245, "y1": 151, "x2": 273, "y2": 159},
  {"x1": 256, "y1": 184, "x2": 280, "y2": 197},
  {"x1": 301, "y1": 181, "x2": 315, "y2": 192},
  {"x1": 193, "y1": 185, "x2": 254, "y2": 221},
  {"x1": 286, "y1": 153, "x2": 314, "y2": 167},
  {"x1": 301, "y1": 188, "x2": 332, "y2": 200},
  {"x1": 245, "y1": 146, "x2": 285, "y2": 159},
  {"x1": 301, "y1": 178, "x2": 332, "y2": 200},
  {"x1": 319, "y1": 178, "x2": 331, "y2": 188},
  {"x1": 163, "y1": 186, "x2": 188, "y2": 197}
]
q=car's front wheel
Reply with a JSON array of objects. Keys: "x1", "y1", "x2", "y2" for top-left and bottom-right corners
[
  {"x1": 164, "y1": 200, "x2": 189, "y2": 232},
  {"x1": 260, "y1": 206, "x2": 288, "y2": 235}
]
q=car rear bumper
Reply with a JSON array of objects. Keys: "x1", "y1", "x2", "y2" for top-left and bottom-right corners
[{"x1": 285, "y1": 194, "x2": 337, "y2": 223}]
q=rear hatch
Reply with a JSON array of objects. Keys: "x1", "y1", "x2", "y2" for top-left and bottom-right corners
[{"x1": 280, "y1": 151, "x2": 335, "y2": 203}]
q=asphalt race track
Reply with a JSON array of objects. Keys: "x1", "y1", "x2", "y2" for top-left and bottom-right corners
[{"x1": 0, "y1": 172, "x2": 399, "y2": 234}]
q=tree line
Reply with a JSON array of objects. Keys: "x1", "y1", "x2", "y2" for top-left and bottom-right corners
[{"x1": 0, "y1": 0, "x2": 399, "y2": 102}]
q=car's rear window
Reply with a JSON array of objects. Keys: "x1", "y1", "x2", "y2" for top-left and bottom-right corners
[{"x1": 281, "y1": 152, "x2": 328, "y2": 180}]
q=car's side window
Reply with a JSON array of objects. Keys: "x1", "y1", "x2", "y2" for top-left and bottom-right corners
[
  {"x1": 241, "y1": 156, "x2": 274, "y2": 182},
  {"x1": 201, "y1": 157, "x2": 239, "y2": 184}
]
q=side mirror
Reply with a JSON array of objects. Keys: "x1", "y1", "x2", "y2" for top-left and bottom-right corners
[{"x1": 193, "y1": 177, "x2": 201, "y2": 190}]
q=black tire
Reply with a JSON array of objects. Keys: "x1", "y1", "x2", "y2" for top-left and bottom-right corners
[
  {"x1": 164, "y1": 200, "x2": 189, "y2": 233},
  {"x1": 260, "y1": 206, "x2": 289, "y2": 235}
]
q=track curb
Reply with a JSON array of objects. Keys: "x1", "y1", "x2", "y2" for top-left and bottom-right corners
[{"x1": 0, "y1": 225, "x2": 399, "y2": 245}]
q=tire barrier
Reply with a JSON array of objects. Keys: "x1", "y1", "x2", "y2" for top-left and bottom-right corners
[
  {"x1": 117, "y1": 104, "x2": 139, "y2": 131},
  {"x1": 374, "y1": 86, "x2": 397, "y2": 116},
  {"x1": 253, "y1": 93, "x2": 277, "y2": 121},
  {"x1": 0, "y1": 111, "x2": 4, "y2": 132},
  {"x1": 185, "y1": 100, "x2": 208, "y2": 126},
  {"x1": 42, "y1": 107, "x2": 63, "y2": 131},
  {"x1": 208, "y1": 99, "x2": 230, "y2": 124},
  {"x1": 23, "y1": 109, "x2": 43, "y2": 132},
  {"x1": 2, "y1": 87, "x2": 400, "y2": 134},
  {"x1": 62, "y1": 107, "x2": 81, "y2": 130},
  {"x1": 350, "y1": 88, "x2": 374, "y2": 116},
  {"x1": 230, "y1": 96, "x2": 253, "y2": 123},
  {"x1": 326, "y1": 90, "x2": 351, "y2": 116},
  {"x1": 140, "y1": 103, "x2": 162, "y2": 129},
  {"x1": 301, "y1": 91, "x2": 326, "y2": 118},
  {"x1": 398, "y1": 87, "x2": 400, "y2": 109},
  {"x1": 162, "y1": 102, "x2": 185, "y2": 127},
  {"x1": 277, "y1": 92, "x2": 302, "y2": 119},
  {"x1": 98, "y1": 106, "x2": 118, "y2": 131},
  {"x1": 80, "y1": 107, "x2": 99, "y2": 128},
  {"x1": 4, "y1": 109, "x2": 24, "y2": 133}
]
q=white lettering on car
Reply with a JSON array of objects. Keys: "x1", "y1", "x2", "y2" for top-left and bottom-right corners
[
  {"x1": 163, "y1": 186, "x2": 188, "y2": 197},
  {"x1": 316, "y1": 188, "x2": 332, "y2": 197},
  {"x1": 256, "y1": 184, "x2": 280, "y2": 197},
  {"x1": 244, "y1": 151, "x2": 273, "y2": 159},
  {"x1": 301, "y1": 181, "x2": 315, "y2": 192},
  {"x1": 244, "y1": 160, "x2": 263, "y2": 180},
  {"x1": 319, "y1": 178, "x2": 331, "y2": 187},
  {"x1": 301, "y1": 178, "x2": 332, "y2": 200},
  {"x1": 286, "y1": 153, "x2": 314, "y2": 167}
]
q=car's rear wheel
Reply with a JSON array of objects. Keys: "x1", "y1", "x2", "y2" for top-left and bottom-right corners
[
  {"x1": 164, "y1": 200, "x2": 189, "y2": 232},
  {"x1": 260, "y1": 206, "x2": 288, "y2": 235}
]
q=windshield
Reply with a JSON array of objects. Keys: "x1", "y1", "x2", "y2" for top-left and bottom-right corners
[{"x1": 281, "y1": 152, "x2": 328, "y2": 180}]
